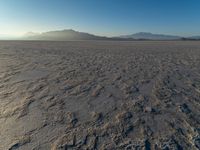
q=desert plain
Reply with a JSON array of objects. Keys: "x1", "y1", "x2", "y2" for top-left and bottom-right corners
[{"x1": 0, "y1": 41, "x2": 200, "y2": 150}]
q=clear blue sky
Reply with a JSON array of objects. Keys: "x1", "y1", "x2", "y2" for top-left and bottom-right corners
[{"x1": 0, "y1": 0, "x2": 200, "y2": 37}]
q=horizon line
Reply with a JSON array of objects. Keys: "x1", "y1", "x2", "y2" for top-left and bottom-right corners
[{"x1": 0, "y1": 28, "x2": 200, "y2": 39}]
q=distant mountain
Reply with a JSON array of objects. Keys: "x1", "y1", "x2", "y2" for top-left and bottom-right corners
[
  {"x1": 23, "y1": 29, "x2": 109, "y2": 41},
  {"x1": 187, "y1": 36, "x2": 200, "y2": 40},
  {"x1": 22, "y1": 30, "x2": 200, "y2": 41},
  {"x1": 120, "y1": 32, "x2": 181, "y2": 40},
  {"x1": 24, "y1": 32, "x2": 40, "y2": 37}
]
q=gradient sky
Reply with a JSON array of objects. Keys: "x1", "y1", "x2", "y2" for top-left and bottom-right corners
[{"x1": 0, "y1": 0, "x2": 200, "y2": 38}]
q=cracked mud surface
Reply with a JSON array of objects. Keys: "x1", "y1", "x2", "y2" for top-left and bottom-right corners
[{"x1": 0, "y1": 41, "x2": 200, "y2": 150}]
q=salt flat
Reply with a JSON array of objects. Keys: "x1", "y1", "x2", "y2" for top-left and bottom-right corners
[{"x1": 0, "y1": 41, "x2": 200, "y2": 150}]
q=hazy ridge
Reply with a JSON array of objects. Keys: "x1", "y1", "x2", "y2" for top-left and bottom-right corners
[{"x1": 22, "y1": 29, "x2": 200, "y2": 41}]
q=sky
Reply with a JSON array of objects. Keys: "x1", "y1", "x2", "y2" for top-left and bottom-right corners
[{"x1": 0, "y1": 0, "x2": 200, "y2": 38}]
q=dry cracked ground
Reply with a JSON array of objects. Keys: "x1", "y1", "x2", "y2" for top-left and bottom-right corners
[{"x1": 0, "y1": 41, "x2": 200, "y2": 150}]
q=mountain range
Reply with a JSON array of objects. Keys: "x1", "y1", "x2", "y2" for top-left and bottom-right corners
[
  {"x1": 23, "y1": 29, "x2": 200, "y2": 41},
  {"x1": 23, "y1": 29, "x2": 108, "y2": 41},
  {"x1": 120, "y1": 32, "x2": 181, "y2": 40}
]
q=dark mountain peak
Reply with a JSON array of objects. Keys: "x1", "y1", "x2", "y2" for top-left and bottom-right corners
[
  {"x1": 134, "y1": 32, "x2": 153, "y2": 35},
  {"x1": 24, "y1": 29, "x2": 108, "y2": 41},
  {"x1": 120, "y1": 32, "x2": 181, "y2": 40}
]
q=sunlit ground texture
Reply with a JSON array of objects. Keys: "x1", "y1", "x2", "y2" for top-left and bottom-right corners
[{"x1": 0, "y1": 41, "x2": 200, "y2": 150}]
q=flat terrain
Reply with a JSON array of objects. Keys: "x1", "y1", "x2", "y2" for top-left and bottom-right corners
[{"x1": 0, "y1": 41, "x2": 200, "y2": 150}]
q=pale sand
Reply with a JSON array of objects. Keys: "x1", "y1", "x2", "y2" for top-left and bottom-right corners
[{"x1": 0, "y1": 41, "x2": 200, "y2": 149}]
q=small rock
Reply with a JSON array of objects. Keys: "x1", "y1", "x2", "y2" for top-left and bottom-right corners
[
  {"x1": 178, "y1": 103, "x2": 191, "y2": 114},
  {"x1": 91, "y1": 111, "x2": 103, "y2": 122},
  {"x1": 114, "y1": 75, "x2": 121, "y2": 81},
  {"x1": 62, "y1": 135, "x2": 75, "y2": 149},
  {"x1": 116, "y1": 111, "x2": 132, "y2": 122},
  {"x1": 88, "y1": 136, "x2": 98, "y2": 149},
  {"x1": 51, "y1": 134, "x2": 75, "y2": 150},
  {"x1": 124, "y1": 124, "x2": 134, "y2": 135},
  {"x1": 54, "y1": 111, "x2": 64, "y2": 124},
  {"x1": 194, "y1": 137, "x2": 200, "y2": 149},
  {"x1": 161, "y1": 138, "x2": 182, "y2": 150},
  {"x1": 145, "y1": 139, "x2": 151, "y2": 150},
  {"x1": 92, "y1": 85, "x2": 103, "y2": 97},
  {"x1": 107, "y1": 93, "x2": 112, "y2": 98},
  {"x1": 9, "y1": 135, "x2": 31, "y2": 150},
  {"x1": 76, "y1": 133, "x2": 88, "y2": 147},
  {"x1": 125, "y1": 86, "x2": 139, "y2": 94},
  {"x1": 144, "y1": 106, "x2": 154, "y2": 113},
  {"x1": 67, "y1": 112, "x2": 78, "y2": 127}
]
